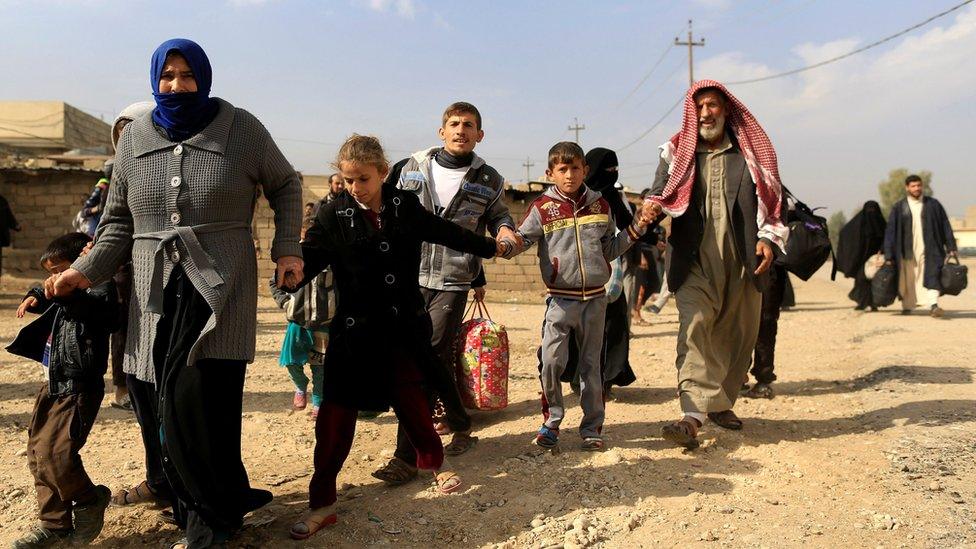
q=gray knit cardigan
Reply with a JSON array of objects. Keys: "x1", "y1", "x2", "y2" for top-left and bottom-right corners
[{"x1": 72, "y1": 99, "x2": 302, "y2": 383}]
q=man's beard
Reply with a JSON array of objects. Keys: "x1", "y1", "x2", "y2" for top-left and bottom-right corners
[{"x1": 699, "y1": 115, "x2": 726, "y2": 142}]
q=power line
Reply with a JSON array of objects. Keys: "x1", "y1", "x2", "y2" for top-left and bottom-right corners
[
  {"x1": 727, "y1": 0, "x2": 974, "y2": 85},
  {"x1": 617, "y1": 96, "x2": 683, "y2": 152},
  {"x1": 617, "y1": 43, "x2": 673, "y2": 107}
]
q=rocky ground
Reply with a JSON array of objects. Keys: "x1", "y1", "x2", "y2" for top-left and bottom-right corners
[{"x1": 0, "y1": 260, "x2": 974, "y2": 548}]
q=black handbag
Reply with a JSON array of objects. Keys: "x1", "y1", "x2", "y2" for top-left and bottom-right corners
[
  {"x1": 871, "y1": 263, "x2": 899, "y2": 306},
  {"x1": 940, "y1": 256, "x2": 968, "y2": 296},
  {"x1": 774, "y1": 186, "x2": 833, "y2": 281}
]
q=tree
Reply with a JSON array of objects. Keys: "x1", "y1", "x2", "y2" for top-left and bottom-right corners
[
  {"x1": 827, "y1": 210, "x2": 847, "y2": 251},
  {"x1": 878, "y1": 168, "x2": 934, "y2": 216}
]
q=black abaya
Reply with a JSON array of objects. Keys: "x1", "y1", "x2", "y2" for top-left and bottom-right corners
[{"x1": 154, "y1": 266, "x2": 271, "y2": 548}]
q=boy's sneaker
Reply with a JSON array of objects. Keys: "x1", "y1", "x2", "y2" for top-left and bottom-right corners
[
  {"x1": 293, "y1": 390, "x2": 308, "y2": 411},
  {"x1": 71, "y1": 485, "x2": 111, "y2": 544},
  {"x1": 12, "y1": 525, "x2": 72, "y2": 548},
  {"x1": 581, "y1": 437, "x2": 605, "y2": 452},
  {"x1": 533, "y1": 426, "x2": 559, "y2": 448}
]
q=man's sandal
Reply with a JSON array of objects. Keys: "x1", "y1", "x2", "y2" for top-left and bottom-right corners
[
  {"x1": 290, "y1": 505, "x2": 338, "y2": 540},
  {"x1": 707, "y1": 410, "x2": 744, "y2": 430},
  {"x1": 112, "y1": 480, "x2": 166, "y2": 506},
  {"x1": 444, "y1": 432, "x2": 478, "y2": 456},
  {"x1": 435, "y1": 472, "x2": 462, "y2": 495},
  {"x1": 661, "y1": 419, "x2": 700, "y2": 449},
  {"x1": 581, "y1": 437, "x2": 605, "y2": 452},
  {"x1": 370, "y1": 457, "x2": 418, "y2": 486}
]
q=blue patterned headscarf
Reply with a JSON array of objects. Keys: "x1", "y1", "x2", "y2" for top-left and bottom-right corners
[{"x1": 150, "y1": 38, "x2": 219, "y2": 142}]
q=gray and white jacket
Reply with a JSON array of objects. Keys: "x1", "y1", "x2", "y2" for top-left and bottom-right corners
[
  {"x1": 510, "y1": 186, "x2": 645, "y2": 301},
  {"x1": 396, "y1": 147, "x2": 514, "y2": 292},
  {"x1": 269, "y1": 270, "x2": 335, "y2": 330}
]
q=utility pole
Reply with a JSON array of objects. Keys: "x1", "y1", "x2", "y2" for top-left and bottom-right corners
[
  {"x1": 674, "y1": 19, "x2": 705, "y2": 87},
  {"x1": 522, "y1": 156, "x2": 535, "y2": 182},
  {"x1": 568, "y1": 117, "x2": 586, "y2": 144}
]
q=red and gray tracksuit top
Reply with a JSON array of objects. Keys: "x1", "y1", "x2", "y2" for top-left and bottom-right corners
[{"x1": 512, "y1": 186, "x2": 645, "y2": 300}]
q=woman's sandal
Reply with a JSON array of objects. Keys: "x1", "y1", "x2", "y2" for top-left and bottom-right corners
[
  {"x1": 661, "y1": 418, "x2": 700, "y2": 449},
  {"x1": 112, "y1": 480, "x2": 166, "y2": 506},
  {"x1": 290, "y1": 505, "x2": 338, "y2": 540},
  {"x1": 444, "y1": 432, "x2": 478, "y2": 456},
  {"x1": 707, "y1": 410, "x2": 744, "y2": 430},
  {"x1": 370, "y1": 457, "x2": 418, "y2": 486},
  {"x1": 435, "y1": 471, "x2": 462, "y2": 495}
]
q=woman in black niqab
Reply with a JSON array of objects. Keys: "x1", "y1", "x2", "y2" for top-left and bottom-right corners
[{"x1": 835, "y1": 200, "x2": 887, "y2": 310}]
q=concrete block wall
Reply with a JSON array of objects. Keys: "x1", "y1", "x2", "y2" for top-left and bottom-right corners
[{"x1": 0, "y1": 168, "x2": 98, "y2": 277}]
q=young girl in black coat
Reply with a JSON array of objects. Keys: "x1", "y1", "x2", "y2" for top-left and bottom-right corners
[{"x1": 288, "y1": 135, "x2": 508, "y2": 540}]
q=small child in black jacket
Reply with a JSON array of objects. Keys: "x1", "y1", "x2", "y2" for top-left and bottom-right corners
[{"x1": 6, "y1": 232, "x2": 119, "y2": 548}]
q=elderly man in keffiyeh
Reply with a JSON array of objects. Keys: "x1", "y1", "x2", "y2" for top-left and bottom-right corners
[{"x1": 644, "y1": 80, "x2": 787, "y2": 449}]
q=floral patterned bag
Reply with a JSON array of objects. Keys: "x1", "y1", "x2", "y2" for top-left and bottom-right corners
[{"x1": 454, "y1": 301, "x2": 509, "y2": 411}]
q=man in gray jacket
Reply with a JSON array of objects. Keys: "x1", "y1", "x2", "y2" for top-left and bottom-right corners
[{"x1": 372, "y1": 102, "x2": 515, "y2": 485}]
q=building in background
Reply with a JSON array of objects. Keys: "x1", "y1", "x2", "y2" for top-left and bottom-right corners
[{"x1": 950, "y1": 205, "x2": 976, "y2": 256}]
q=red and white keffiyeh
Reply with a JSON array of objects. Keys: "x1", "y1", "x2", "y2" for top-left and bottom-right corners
[{"x1": 648, "y1": 79, "x2": 788, "y2": 250}]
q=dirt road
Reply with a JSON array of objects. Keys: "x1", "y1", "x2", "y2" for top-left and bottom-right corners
[{"x1": 1, "y1": 262, "x2": 974, "y2": 548}]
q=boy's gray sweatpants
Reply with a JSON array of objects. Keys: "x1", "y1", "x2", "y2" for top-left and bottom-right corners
[{"x1": 540, "y1": 296, "x2": 608, "y2": 439}]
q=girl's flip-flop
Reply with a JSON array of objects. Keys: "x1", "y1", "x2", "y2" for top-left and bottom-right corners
[{"x1": 290, "y1": 506, "x2": 338, "y2": 540}]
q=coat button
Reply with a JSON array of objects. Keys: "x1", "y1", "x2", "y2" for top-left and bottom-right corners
[
  {"x1": 174, "y1": 144, "x2": 184, "y2": 156},
  {"x1": 170, "y1": 212, "x2": 181, "y2": 224},
  {"x1": 170, "y1": 176, "x2": 181, "y2": 187},
  {"x1": 384, "y1": 274, "x2": 395, "y2": 285},
  {"x1": 171, "y1": 250, "x2": 181, "y2": 263},
  {"x1": 390, "y1": 306, "x2": 399, "y2": 317},
  {"x1": 379, "y1": 242, "x2": 390, "y2": 252},
  {"x1": 345, "y1": 317, "x2": 356, "y2": 327}
]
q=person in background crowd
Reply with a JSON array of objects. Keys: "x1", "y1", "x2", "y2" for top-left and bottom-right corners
[
  {"x1": 883, "y1": 175, "x2": 957, "y2": 318},
  {"x1": 325, "y1": 173, "x2": 344, "y2": 204},
  {"x1": 836, "y1": 200, "x2": 887, "y2": 311},
  {"x1": 0, "y1": 191, "x2": 21, "y2": 286},
  {"x1": 76, "y1": 164, "x2": 112, "y2": 238}
]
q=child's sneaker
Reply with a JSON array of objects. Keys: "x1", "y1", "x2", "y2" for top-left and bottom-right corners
[
  {"x1": 71, "y1": 485, "x2": 111, "y2": 544},
  {"x1": 293, "y1": 390, "x2": 308, "y2": 411},
  {"x1": 12, "y1": 525, "x2": 72, "y2": 548},
  {"x1": 310, "y1": 405, "x2": 320, "y2": 421},
  {"x1": 533, "y1": 426, "x2": 559, "y2": 448}
]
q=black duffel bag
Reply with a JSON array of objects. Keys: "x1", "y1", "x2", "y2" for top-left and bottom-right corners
[
  {"x1": 774, "y1": 186, "x2": 832, "y2": 281},
  {"x1": 940, "y1": 256, "x2": 968, "y2": 296},
  {"x1": 872, "y1": 263, "x2": 899, "y2": 306}
]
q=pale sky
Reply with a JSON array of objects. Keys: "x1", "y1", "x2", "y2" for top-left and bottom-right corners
[{"x1": 1, "y1": 0, "x2": 973, "y2": 217}]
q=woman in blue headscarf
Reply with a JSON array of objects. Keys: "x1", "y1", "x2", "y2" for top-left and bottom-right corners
[{"x1": 55, "y1": 39, "x2": 304, "y2": 548}]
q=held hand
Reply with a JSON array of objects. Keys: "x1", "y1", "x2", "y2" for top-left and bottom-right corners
[
  {"x1": 641, "y1": 199, "x2": 663, "y2": 222},
  {"x1": 948, "y1": 250, "x2": 958, "y2": 259},
  {"x1": 16, "y1": 296, "x2": 37, "y2": 318},
  {"x1": 754, "y1": 241, "x2": 774, "y2": 276},
  {"x1": 51, "y1": 268, "x2": 90, "y2": 299},
  {"x1": 473, "y1": 286, "x2": 486, "y2": 302},
  {"x1": 276, "y1": 255, "x2": 305, "y2": 290},
  {"x1": 80, "y1": 241, "x2": 94, "y2": 257},
  {"x1": 495, "y1": 225, "x2": 517, "y2": 243},
  {"x1": 495, "y1": 239, "x2": 514, "y2": 258}
]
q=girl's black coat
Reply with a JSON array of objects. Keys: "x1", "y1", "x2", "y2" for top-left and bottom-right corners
[{"x1": 298, "y1": 187, "x2": 496, "y2": 411}]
